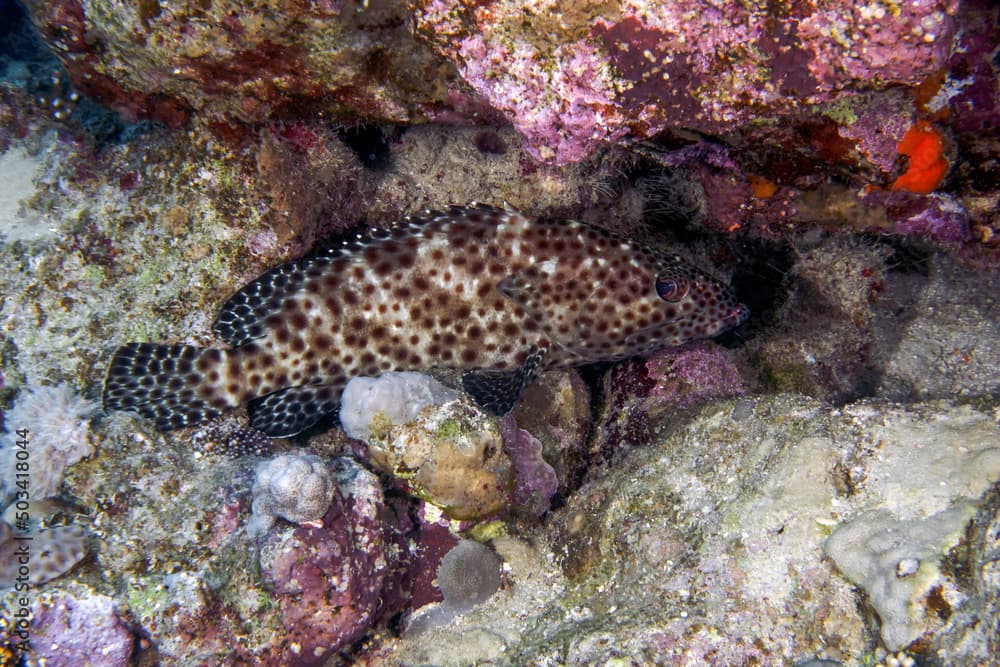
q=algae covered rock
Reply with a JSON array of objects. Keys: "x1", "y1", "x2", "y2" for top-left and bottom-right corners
[{"x1": 368, "y1": 398, "x2": 512, "y2": 521}]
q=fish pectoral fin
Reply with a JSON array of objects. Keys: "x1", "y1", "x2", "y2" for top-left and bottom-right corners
[
  {"x1": 461, "y1": 350, "x2": 545, "y2": 416},
  {"x1": 247, "y1": 384, "x2": 342, "y2": 438},
  {"x1": 499, "y1": 267, "x2": 589, "y2": 348}
]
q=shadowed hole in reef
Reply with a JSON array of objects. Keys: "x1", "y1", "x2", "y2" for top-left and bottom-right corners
[
  {"x1": 864, "y1": 234, "x2": 934, "y2": 276},
  {"x1": 716, "y1": 238, "x2": 794, "y2": 348},
  {"x1": 0, "y1": 0, "x2": 45, "y2": 61},
  {"x1": 337, "y1": 124, "x2": 396, "y2": 170}
]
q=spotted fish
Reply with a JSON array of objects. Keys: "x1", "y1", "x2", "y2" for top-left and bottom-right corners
[{"x1": 103, "y1": 204, "x2": 748, "y2": 437}]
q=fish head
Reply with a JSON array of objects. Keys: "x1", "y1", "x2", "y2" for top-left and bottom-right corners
[
  {"x1": 646, "y1": 255, "x2": 749, "y2": 347},
  {"x1": 495, "y1": 230, "x2": 749, "y2": 363}
]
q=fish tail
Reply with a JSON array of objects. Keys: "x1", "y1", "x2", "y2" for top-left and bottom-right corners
[{"x1": 103, "y1": 343, "x2": 236, "y2": 431}]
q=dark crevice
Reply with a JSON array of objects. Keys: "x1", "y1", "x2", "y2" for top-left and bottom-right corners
[{"x1": 337, "y1": 124, "x2": 395, "y2": 170}]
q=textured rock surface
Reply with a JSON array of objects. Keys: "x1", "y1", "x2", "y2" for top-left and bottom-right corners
[
  {"x1": 19, "y1": 0, "x2": 472, "y2": 127},
  {"x1": 370, "y1": 396, "x2": 1000, "y2": 666},
  {"x1": 22, "y1": 0, "x2": 994, "y2": 175},
  {"x1": 594, "y1": 341, "x2": 748, "y2": 463},
  {"x1": 414, "y1": 0, "x2": 961, "y2": 164},
  {"x1": 28, "y1": 591, "x2": 135, "y2": 667},
  {"x1": 748, "y1": 240, "x2": 1000, "y2": 404}
]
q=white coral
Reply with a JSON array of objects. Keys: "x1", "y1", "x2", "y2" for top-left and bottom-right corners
[
  {"x1": 0, "y1": 384, "x2": 95, "y2": 501},
  {"x1": 247, "y1": 452, "x2": 335, "y2": 537}
]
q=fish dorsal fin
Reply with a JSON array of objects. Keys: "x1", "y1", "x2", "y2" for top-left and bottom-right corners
[
  {"x1": 461, "y1": 349, "x2": 545, "y2": 415},
  {"x1": 215, "y1": 203, "x2": 510, "y2": 347},
  {"x1": 213, "y1": 256, "x2": 332, "y2": 347}
]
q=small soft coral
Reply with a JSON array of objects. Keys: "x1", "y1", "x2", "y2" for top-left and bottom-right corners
[
  {"x1": 891, "y1": 120, "x2": 949, "y2": 194},
  {"x1": 0, "y1": 385, "x2": 95, "y2": 501}
]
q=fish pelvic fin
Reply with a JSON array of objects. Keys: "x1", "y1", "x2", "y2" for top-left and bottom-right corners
[
  {"x1": 247, "y1": 384, "x2": 342, "y2": 438},
  {"x1": 103, "y1": 343, "x2": 237, "y2": 431}
]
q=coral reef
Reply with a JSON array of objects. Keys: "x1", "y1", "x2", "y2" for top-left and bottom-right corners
[
  {"x1": 0, "y1": 2, "x2": 997, "y2": 662},
  {"x1": 437, "y1": 539, "x2": 503, "y2": 613},
  {"x1": 747, "y1": 239, "x2": 999, "y2": 404},
  {"x1": 372, "y1": 396, "x2": 1000, "y2": 666},
  {"x1": 508, "y1": 369, "x2": 591, "y2": 496},
  {"x1": 247, "y1": 452, "x2": 335, "y2": 537},
  {"x1": 365, "y1": 397, "x2": 512, "y2": 520},
  {"x1": 414, "y1": 0, "x2": 961, "y2": 164},
  {"x1": 257, "y1": 457, "x2": 414, "y2": 665},
  {"x1": 18, "y1": 0, "x2": 466, "y2": 127}
]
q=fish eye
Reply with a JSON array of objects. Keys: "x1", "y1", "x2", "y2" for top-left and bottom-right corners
[{"x1": 656, "y1": 276, "x2": 689, "y2": 302}]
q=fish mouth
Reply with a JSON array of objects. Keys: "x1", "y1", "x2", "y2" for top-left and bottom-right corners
[{"x1": 715, "y1": 303, "x2": 750, "y2": 333}]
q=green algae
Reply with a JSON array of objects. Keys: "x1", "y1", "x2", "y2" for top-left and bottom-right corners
[{"x1": 434, "y1": 417, "x2": 464, "y2": 440}]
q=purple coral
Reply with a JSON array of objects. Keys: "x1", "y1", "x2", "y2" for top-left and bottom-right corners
[
  {"x1": 447, "y1": 32, "x2": 626, "y2": 164},
  {"x1": 837, "y1": 90, "x2": 916, "y2": 173},
  {"x1": 797, "y1": 1, "x2": 960, "y2": 87},
  {"x1": 891, "y1": 193, "x2": 971, "y2": 244},
  {"x1": 29, "y1": 593, "x2": 134, "y2": 667},
  {"x1": 645, "y1": 342, "x2": 748, "y2": 410},
  {"x1": 417, "y1": 0, "x2": 962, "y2": 164},
  {"x1": 864, "y1": 190, "x2": 972, "y2": 245},
  {"x1": 501, "y1": 416, "x2": 558, "y2": 518}
]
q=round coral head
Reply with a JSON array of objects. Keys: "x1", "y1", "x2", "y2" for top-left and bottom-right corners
[{"x1": 891, "y1": 120, "x2": 948, "y2": 194}]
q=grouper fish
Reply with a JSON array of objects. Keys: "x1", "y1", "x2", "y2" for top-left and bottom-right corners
[{"x1": 103, "y1": 203, "x2": 749, "y2": 437}]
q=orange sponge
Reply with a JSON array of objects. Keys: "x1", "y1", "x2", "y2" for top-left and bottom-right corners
[{"x1": 891, "y1": 120, "x2": 948, "y2": 194}]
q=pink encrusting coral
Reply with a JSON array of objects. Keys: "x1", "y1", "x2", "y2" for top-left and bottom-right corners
[
  {"x1": 501, "y1": 415, "x2": 559, "y2": 518},
  {"x1": 836, "y1": 90, "x2": 917, "y2": 173},
  {"x1": 29, "y1": 593, "x2": 135, "y2": 667},
  {"x1": 447, "y1": 33, "x2": 626, "y2": 164},
  {"x1": 415, "y1": 0, "x2": 962, "y2": 163},
  {"x1": 594, "y1": 342, "x2": 748, "y2": 463},
  {"x1": 643, "y1": 343, "x2": 749, "y2": 410},
  {"x1": 797, "y1": 0, "x2": 960, "y2": 87}
]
